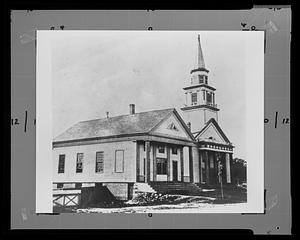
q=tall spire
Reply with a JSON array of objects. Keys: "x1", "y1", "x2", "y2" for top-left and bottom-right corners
[{"x1": 198, "y1": 34, "x2": 205, "y2": 69}]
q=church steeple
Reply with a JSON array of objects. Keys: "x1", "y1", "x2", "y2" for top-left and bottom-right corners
[
  {"x1": 181, "y1": 35, "x2": 219, "y2": 134},
  {"x1": 197, "y1": 34, "x2": 206, "y2": 69},
  {"x1": 190, "y1": 35, "x2": 209, "y2": 76}
]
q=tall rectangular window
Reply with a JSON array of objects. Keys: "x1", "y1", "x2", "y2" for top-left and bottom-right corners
[
  {"x1": 207, "y1": 92, "x2": 212, "y2": 103},
  {"x1": 199, "y1": 75, "x2": 204, "y2": 84},
  {"x1": 58, "y1": 155, "x2": 65, "y2": 173},
  {"x1": 191, "y1": 92, "x2": 197, "y2": 104},
  {"x1": 157, "y1": 158, "x2": 167, "y2": 174},
  {"x1": 115, "y1": 150, "x2": 124, "y2": 173},
  {"x1": 95, "y1": 151, "x2": 104, "y2": 173},
  {"x1": 76, "y1": 153, "x2": 83, "y2": 173}
]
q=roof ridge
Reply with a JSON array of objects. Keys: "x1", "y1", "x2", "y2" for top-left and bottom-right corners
[
  {"x1": 78, "y1": 107, "x2": 175, "y2": 123},
  {"x1": 53, "y1": 107, "x2": 177, "y2": 142}
]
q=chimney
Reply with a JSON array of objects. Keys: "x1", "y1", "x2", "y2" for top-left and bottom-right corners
[
  {"x1": 129, "y1": 104, "x2": 135, "y2": 115},
  {"x1": 187, "y1": 122, "x2": 191, "y2": 130},
  {"x1": 106, "y1": 111, "x2": 109, "y2": 118}
]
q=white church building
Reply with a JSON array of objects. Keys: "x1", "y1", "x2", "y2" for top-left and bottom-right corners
[{"x1": 52, "y1": 35, "x2": 234, "y2": 200}]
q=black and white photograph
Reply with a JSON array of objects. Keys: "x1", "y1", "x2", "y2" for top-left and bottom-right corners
[{"x1": 36, "y1": 31, "x2": 264, "y2": 213}]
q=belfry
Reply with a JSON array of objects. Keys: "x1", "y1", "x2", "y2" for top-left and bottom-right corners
[{"x1": 181, "y1": 35, "x2": 219, "y2": 134}]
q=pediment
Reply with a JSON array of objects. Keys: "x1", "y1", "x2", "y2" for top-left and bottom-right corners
[
  {"x1": 150, "y1": 112, "x2": 194, "y2": 141},
  {"x1": 195, "y1": 119, "x2": 230, "y2": 144}
]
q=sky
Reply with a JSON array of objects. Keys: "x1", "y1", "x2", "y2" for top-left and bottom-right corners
[{"x1": 50, "y1": 31, "x2": 262, "y2": 160}]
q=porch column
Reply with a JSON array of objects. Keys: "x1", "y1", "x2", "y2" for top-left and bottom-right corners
[
  {"x1": 167, "y1": 146, "x2": 171, "y2": 181},
  {"x1": 189, "y1": 147, "x2": 194, "y2": 183},
  {"x1": 153, "y1": 144, "x2": 157, "y2": 182},
  {"x1": 209, "y1": 152, "x2": 214, "y2": 183},
  {"x1": 180, "y1": 147, "x2": 184, "y2": 182},
  {"x1": 136, "y1": 141, "x2": 140, "y2": 182},
  {"x1": 225, "y1": 152, "x2": 231, "y2": 183},
  {"x1": 230, "y1": 153, "x2": 233, "y2": 183},
  {"x1": 183, "y1": 146, "x2": 190, "y2": 182},
  {"x1": 191, "y1": 146, "x2": 200, "y2": 183},
  {"x1": 145, "y1": 141, "x2": 151, "y2": 183},
  {"x1": 214, "y1": 152, "x2": 218, "y2": 181},
  {"x1": 205, "y1": 151, "x2": 210, "y2": 184},
  {"x1": 199, "y1": 152, "x2": 203, "y2": 183}
]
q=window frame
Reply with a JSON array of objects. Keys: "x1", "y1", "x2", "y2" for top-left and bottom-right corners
[
  {"x1": 172, "y1": 147, "x2": 178, "y2": 155},
  {"x1": 115, "y1": 150, "x2": 125, "y2": 173},
  {"x1": 158, "y1": 146, "x2": 165, "y2": 154},
  {"x1": 199, "y1": 75, "x2": 204, "y2": 84},
  {"x1": 58, "y1": 154, "x2": 65, "y2": 174},
  {"x1": 76, "y1": 153, "x2": 84, "y2": 173},
  {"x1": 191, "y1": 92, "x2": 197, "y2": 104},
  {"x1": 95, "y1": 151, "x2": 104, "y2": 173},
  {"x1": 156, "y1": 158, "x2": 167, "y2": 175},
  {"x1": 206, "y1": 91, "x2": 212, "y2": 103}
]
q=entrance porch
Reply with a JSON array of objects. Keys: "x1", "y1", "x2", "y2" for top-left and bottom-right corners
[
  {"x1": 198, "y1": 143, "x2": 234, "y2": 186},
  {"x1": 136, "y1": 140, "x2": 193, "y2": 183}
]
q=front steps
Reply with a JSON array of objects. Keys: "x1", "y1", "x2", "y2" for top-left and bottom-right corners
[
  {"x1": 133, "y1": 183, "x2": 156, "y2": 196},
  {"x1": 149, "y1": 182, "x2": 202, "y2": 195},
  {"x1": 195, "y1": 183, "x2": 235, "y2": 190}
]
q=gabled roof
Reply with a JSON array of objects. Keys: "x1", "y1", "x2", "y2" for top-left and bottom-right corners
[
  {"x1": 149, "y1": 108, "x2": 195, "y2": 141},
  {"x1": 53, "y1": 108, "x2": 194, "y2": 143},
  {"x1": 194, "y1": 118, "x2": 231, "y2": 144}
]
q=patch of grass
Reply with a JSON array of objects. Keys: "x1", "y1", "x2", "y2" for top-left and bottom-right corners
[
  {"x1": 199, "y1": 185, "x2": 247, "y2": 204},
  {"x1": 128, "y1": 192, "x2": 212, "y2": 206},
  {"x1": 130, "y1": 192, "x2": 178, "y2": 206}
]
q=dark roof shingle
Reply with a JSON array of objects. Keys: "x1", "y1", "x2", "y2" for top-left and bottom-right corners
[{"x1": 54, "y1": 108, "x2": 174, "y2": 142}]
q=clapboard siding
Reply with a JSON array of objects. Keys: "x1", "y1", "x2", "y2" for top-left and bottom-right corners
[{"x1": 53, "y1": 141, "x2": 136, "y2": 183}]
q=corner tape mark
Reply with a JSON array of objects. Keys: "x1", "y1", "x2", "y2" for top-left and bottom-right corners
[
  {"x1": 263, "y1": 20, "x2": 279, "y2": 34},
  {"x1": 21, "y1": 208, "x2": 28, "y2": 221},
  {"x1": 266, "y1": 194, "x2": 278, "y2": 211},
  {"x1": 20, "y1": 28, "x2": 37, "y2": 44}
]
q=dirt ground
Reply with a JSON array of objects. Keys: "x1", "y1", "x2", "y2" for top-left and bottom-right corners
[
  {"x1": 76, "y1": 201, "x2": 248, "y2": 213},
  {"x1": 53, "y1": 186, "x2": 247, "y2": 213}
]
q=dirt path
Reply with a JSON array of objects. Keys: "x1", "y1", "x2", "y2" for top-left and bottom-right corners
[{"x1": 76, "y1": 202, "x2": 248, "y2": 213}]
